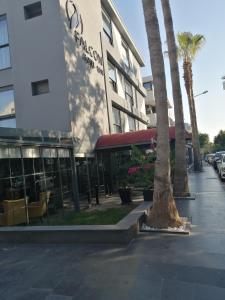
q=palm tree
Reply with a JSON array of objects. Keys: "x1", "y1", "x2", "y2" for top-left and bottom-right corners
[
  {"x1": 161, "y1": 0, "x2": 190, "y2": 197},
  {"x1": 142, "y1": 0, "x2": 182, "y2": 228},
  {"x1": 177, "y1": 32, "x2": 205, "y2": 172}
]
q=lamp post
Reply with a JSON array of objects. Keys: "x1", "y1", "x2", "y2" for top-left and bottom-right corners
[
  {"x1": 190, "y1": 90, "x2": 208, "y2": 170},
  {"x1": 222, "y1": 76, "x2": 225, "y2": 90},
  {"x1": 194, "y1": 90, "x2": 208, "y2": 98}
]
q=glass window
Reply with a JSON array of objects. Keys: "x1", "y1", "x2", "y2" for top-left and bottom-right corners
[
  {"x1": 102, "y1": 10, "x2": 113, "y2": 44},
  {"x1": 124, "y1": 79, "x2": 133, "y2": 104},
  {"x1": 59, "y1": 149, "x2": 71, "y2": 170},
  {"x1": 112, "y1": 107, "x2": 122, "y2": 133},
  {"x1": 24, "y1": 2, "x2": 42, "y2": 20},
  {"x1": 9, "y1": 147, "x2": 22, "y2": 177},
  {"x1": 0, "y1": 86, "x2": 16, "y2": 128},
  {"x1": 128, "y1": 116, "x2": 136, "y2": 132},
  {"x1": 42, "y1": 148, "x2": 57, "y2": 173},
  {"x1": 0, "y1": 146, "x2": 10, "y2": 178},
  {"x1": 0, "y1": 118, "x2": 16, "y2": 128},
  {"x1": 108, "y1": 61, "x2": 117, "y2": 92},
  {"x1": 121, "y1": 40, "x2": 130, "y2": 69},
  {"x1": 145, "y1": 104, "x2": 152, "y2": 114},
  {"x1": 0, "y1": 15, "x2": 11, "y2": 70},
  {"x1": 0, "y1": 87, "x2": 15, "y2": 117},
  {"x1": 22, "y1": 148, "x2": 40, "y2": 175},
  {"x1": 143, "y1": 82, "x2": 153, "y2": 90},
  {"x1": 32, "y1": 79, "x2": 49, "y2": 96}
]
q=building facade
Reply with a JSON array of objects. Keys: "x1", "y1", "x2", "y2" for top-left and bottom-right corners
[
  {"x1": 0, "y1": 0, "x2": 147, "y2": 155},
  {"x1": 143, "y1": 75, "x2": 174, "y2": 128},
  {"x1": 0, "y1": 0, "x2": 147, "y2": 223},
  {"x1": 142, "y1": 76, "x2": 157, "y2": 128}
]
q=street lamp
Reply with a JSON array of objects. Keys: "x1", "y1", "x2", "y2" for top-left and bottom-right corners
[
  {"x1": 194, "y1": 90, "x2": 208, "y2": 98},
  {"x1": 222, "y1": 76, "x2": 225, "y2": 90}
]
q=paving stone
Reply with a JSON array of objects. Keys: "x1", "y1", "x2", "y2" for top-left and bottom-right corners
[
  {"x1": 194, "y1": 283, "x2": 225, "y2": 300},
  {"x1": 0, "y1": 166, "x2": 225, "y2": 299},
  {"x1": 161, "y1": 279, "x2": 195, "y2": 300},
  {"x1": 46, "y1": 295, "x2": 73, "y2": 300}
]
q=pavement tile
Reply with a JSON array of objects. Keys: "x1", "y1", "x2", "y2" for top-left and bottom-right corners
[
  {"x1": 161, "y1": 279, "x2": 195, "y2": 300},
  {"x1": 194, "y1": 283, "x2": 225, "y2": 300},
  {"x1": 1, "y1": 166, "x2": 225, "y2": 300},
  {"x1": 46, "y1": 295, "x2": 73, "y2": 300}
]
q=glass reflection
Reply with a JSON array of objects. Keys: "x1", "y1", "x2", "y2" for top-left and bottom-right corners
[{"x1": 0, "y1": 88, "x2": 15, "y2": 117}]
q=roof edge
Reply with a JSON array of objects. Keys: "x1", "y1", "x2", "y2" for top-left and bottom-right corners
[{"x1": 101, "y1": 0, "x2": 145, "y2": 67}]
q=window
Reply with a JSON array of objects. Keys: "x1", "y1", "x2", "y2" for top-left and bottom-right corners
[
  {"x1": 124, "y1": 79, "x2": 133, "y2": 105},
  {"x1": 24, "y1": 2, "x2": 42, "y2": 20},
  {"x1": 152, "y1": 106, "x2": 156, "y2": 114},
  {"x1": 32, "y1": 79, "x2": 49, "y2": 96},
  {"x1": 128, "y1": 116, "x2": 136, "y2": 132},
  {"x1": 102, "y1": 10, "x2": 113, "y2": 44},
  {"x1": 112, "y1": 107, "x2": 122, "y2": 133},
  {"x1": 108, "y1": 61, "x2": 117, "y2": 92},
  {"x1": 143, "y1": 81, "x2": 153, "y2": 91},
  {"x1": 0, "y1": 15, "x2": 11, "y2": 70},
  {"x1": 0, "y1": 86, "x2": 16, "y2": 128},
  {"x1": 145, "y1": 104, "x2": 152, "y2": 114},
  {"x1": 121, "y1": 40, "x2": 130, "y2": 69}
]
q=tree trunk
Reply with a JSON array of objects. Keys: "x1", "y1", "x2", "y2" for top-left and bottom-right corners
[
  {"x1": 161, "y1": 0, "x2": 190, "y2": 197},
  {"x1": 142, "y1": 0, "x2": 182, "y2": 228},
  {"x1": 183, "y1": 61, "x2": 202, "y2": 171}
]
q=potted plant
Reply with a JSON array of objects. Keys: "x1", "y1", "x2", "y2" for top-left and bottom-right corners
[
  {"x1": 116, "y1": 163, "x2": 133, "y2": 205},
  {"x1": 127, "y1": 146, "x2": 155, "y2": 202}
]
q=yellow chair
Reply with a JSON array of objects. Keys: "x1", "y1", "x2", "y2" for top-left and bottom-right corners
[
  {"x1": 28, "y1": 191, "x2": 51, "y2": 219},
  {"x1": 0, "y1": 199, "x2": 27, "y2": 226}
]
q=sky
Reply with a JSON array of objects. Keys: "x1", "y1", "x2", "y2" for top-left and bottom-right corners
[{"x1": 113, "y1": 0, "x2": 225, "y2": 141}]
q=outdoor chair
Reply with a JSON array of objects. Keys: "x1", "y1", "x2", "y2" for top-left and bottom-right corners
[
  {"x1": 28, "y1": 191, "x2": 51, "y2": 219},
  {"x1": 0, "y1": 198, "x2": 27, "y2": 226}
]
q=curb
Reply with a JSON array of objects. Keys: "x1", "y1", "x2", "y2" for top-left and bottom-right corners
[{"x1": 0, "y1": 202, "x2": 152, "y2": 244}]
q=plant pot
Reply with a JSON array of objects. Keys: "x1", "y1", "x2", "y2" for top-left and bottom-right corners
[
  {"x1": 118, "y1": 188, "x2": 132, "y2": 205},
  {"x1": 143, "y1": 189, "x2": 154, "y2": 201}
]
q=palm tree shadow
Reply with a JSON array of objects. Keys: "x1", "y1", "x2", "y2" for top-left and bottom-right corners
[{"x1": 60, "y1": 5, "x2": 108, "y2": 154}]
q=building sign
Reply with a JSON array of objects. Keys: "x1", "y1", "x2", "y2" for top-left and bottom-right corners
[{"x1": 66, "y1": 0, "x2": 104, "y2": 76}]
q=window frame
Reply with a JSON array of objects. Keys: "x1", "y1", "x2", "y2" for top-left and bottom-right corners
[
  {"x1": 124, "y1": 78, "x2": 134, "y2": 105},
  {"x1": 102, "y1": 9, "x2": 113, "y2": 45},
  {"x1": 143, "y1": 81, "x2": 153, "y2": 91},
  {"x1": 0, "y1": 85, "x2": 16, "y2": 128},
  {"x1": 121, "y1": 39, "x2": 130, "y2": 69},
  {"x1": 108, "y1": 61, "x2": 117, "y2": 93},
  {"x1": 31, "y1": 79, "x2": 50, "y2": 96},
  {"x1": 128, "y1": 115, "x2": 136, "y2": 132},
  {"x1": 0, "y1": 15, "x2": 11, "y2": 71},
  {"x1": 112, "y1": 107, "x2": 122, "y2": 133},
  {"x1": 24, "y1": 2, "x2": 43, "y2": 20}
]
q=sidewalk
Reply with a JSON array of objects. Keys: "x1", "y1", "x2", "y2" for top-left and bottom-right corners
[{"x1": 1, "y1": 165, "x2": 225, "y2": 299}]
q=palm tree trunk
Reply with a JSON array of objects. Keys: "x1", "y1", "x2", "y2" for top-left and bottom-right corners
[
  {"x1": 161, "y1": 0, "x2": 190, "y2": 197},
  {"x1": 183, "y1": 61, "x2": 202, "y2": 171},
  {"x1": 142, "y1": 0, "x2": 182, "y2": 228}
]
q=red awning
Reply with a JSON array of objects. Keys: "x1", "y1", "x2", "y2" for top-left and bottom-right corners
[{"x1": 95, "y1": 126, "x2": 191, "y2": 150}]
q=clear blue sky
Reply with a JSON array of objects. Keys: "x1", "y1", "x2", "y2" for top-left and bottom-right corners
[{"x1": 113, "y1": 0, "x2": 225, "y2": 141}]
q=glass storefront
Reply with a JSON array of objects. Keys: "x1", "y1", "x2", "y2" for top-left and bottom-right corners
[{"x1": 0, "y1": 144, "x2": 75, "y2": 226}]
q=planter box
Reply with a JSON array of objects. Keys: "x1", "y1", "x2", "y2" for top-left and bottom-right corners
[
  {"x1": 118, "y1": 188, "x2": 132, "y2": 205},
  {"x1": 143, "y1": 189, "x2": 154, "y2": 202}
]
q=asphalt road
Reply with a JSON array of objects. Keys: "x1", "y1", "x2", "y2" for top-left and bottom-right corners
[{"x1": 1, "y1": 164, "x2": 225, "y2": 299}]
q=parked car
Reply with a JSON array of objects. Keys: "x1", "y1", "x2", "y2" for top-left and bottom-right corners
[
  {"x1": 213, "y1": 151, "x2": 225, "y2": 171},
  {"x1": 205, "y1": 153, "x2": 215, "y2": 164},
  {"x1": 217, "y1": 154, "x2": 225, "y2": 180}
]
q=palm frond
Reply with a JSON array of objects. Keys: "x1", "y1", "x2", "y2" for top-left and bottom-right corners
[{"x1": 177, "y1": 32, "x2": 205, "y2": 62}]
